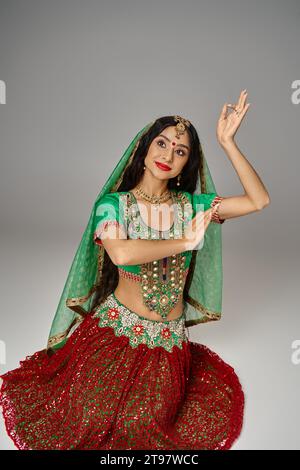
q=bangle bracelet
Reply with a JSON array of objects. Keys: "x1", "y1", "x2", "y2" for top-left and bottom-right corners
[{"x1": 211, "y1": 196, "x2": 225, "y2": 224}]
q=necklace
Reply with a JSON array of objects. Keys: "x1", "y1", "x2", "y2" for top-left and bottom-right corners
[{"x1": 134, "y1": 184, "x2": 172, "y2": 210}]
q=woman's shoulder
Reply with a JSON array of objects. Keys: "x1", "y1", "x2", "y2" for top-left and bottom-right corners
[
  {"x1": 98, "y1": 191, "x2": 126, "y2": 201},
  {"x1": 174, "y1": 191, "x2": 219, "y2": 210},
  {"x1": 103, "y1": 191, "x2": 128, "y2": 200},
  {"x1": 95, "y1": 192, "x2": 131, "y2": 216},
  {"x1": 95, "y1": 192, "x2": 124, "y2": 211},
  {"x1": 179, "y1": 190, "x2": 218, "y2": 200}
]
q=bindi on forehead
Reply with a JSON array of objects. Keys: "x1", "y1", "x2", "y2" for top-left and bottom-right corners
[{"x1": 158, "y1": 133, "x2": 190, "y2": 151}]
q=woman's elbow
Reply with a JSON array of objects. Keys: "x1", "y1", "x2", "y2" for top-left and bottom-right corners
[
  {"x1": 103, "y1": 240, "x2": 128, "y2": 266},
  {"x1": 256, "y1": 196, "x2": 271, "y2": 210}
]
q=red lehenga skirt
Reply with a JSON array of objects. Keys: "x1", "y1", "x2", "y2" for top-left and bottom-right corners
[{"x1": 0, "y1": 292, "x2": 245, "y2": 450}]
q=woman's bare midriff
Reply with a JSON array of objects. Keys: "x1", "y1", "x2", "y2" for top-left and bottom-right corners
[{"x1": 114, "y1": 276, "x2": 184, "y2": 322}]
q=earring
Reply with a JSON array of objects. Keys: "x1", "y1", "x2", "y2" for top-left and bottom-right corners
[
  {"x1": 176, "y1": 174, "x2": 181, "y2": 186},
  {"x1": 143, "y1": 165, "x2": 146, "y2": 170}
]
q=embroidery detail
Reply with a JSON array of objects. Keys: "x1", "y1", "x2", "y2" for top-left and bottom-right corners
[
  {"x1": 118, "y1": 266, "x2": 190, "y2": 283},
  {"x1": 92, "y1": 292, "x2": 188, "y2": 353},
  {"x1": 119, "y1": 191, "x2": 192, "y2": 319},
  {"x1": 118, "y1": 268, "x2": 142, "y2": 282}
]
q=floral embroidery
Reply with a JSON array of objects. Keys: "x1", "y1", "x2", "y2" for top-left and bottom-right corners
[
  {"x1": 92, "y1": 292, "x2": 188, "y2": 353},
  {"x1": 161, "y1": 328, "x2": 171, "y2": 339},
  {"x1": 132, "y1": 324, "x2": 144, "y2": 336},
  {"x1": 107, "y1": 308, "x2": 119, "y2": 320}
]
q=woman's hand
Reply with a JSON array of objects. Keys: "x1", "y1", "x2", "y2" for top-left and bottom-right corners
[
  {"x1": 216, "y1": 89, "x2": 250, "y2": 147},
  {"x1": 183, "y1": 209, "x2": 213, "y2": 251}
]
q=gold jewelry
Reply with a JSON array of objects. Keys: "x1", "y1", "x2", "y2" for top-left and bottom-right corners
[
  {"x1": 176, "y1": 174, "x2": 181, "y2": 186},
  {"x1": 174, "y1": 115, "x2": 191, "y2": 139},
  {"x1": 134, "y1": 184, "x2": 172, "y2": 211}
]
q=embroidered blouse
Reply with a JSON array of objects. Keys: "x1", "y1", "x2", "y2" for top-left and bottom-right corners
[{"x1": 94, "y1": 190, "x2": 224, "y2": 266}]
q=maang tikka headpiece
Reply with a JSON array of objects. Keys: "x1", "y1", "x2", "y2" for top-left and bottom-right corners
[{"x1": 174, "y1": 115, "x2": 191, "y2": 138}]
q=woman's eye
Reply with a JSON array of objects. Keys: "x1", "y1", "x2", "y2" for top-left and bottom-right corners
[{"x1": 157, "y1": 139, "x2": 186, "y2": 156}]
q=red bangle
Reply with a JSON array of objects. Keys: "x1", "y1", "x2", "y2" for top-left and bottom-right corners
[{"x1": 210, "y1": 196, "x2": 225, "y2": 224}]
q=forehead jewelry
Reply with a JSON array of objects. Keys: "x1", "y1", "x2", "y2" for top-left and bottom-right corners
[{"x1": 174, "y1": 115, "x2": 191, "y2": 139}]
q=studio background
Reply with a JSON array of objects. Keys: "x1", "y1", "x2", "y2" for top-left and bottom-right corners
[{"x1": 0, "y1": 0, "x2": 299, "y2": 450}]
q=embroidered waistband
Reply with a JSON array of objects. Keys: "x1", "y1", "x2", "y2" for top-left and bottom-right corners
[{"x1": 92, "y1": 292, "x2": 188, "y2": 353}]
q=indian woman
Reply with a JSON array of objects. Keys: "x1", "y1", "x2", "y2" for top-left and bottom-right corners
[{"x1": 0, "y1": 90, "x2": 270, "y2": 449}]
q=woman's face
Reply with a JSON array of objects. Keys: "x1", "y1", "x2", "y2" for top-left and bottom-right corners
[{"x1": 144, "y1": 125, "x2": 190, "y2": 181}]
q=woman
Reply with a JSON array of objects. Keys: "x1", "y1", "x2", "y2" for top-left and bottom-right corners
[{"x1": 0, "y1": 90, "x2": 270, "y2": 450}]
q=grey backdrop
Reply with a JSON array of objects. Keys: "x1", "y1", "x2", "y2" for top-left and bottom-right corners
[{"x1": 0, "y1": 0, "x2": 299, "y2": 450}]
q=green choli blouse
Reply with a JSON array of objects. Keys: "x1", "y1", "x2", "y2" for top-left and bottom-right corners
[{"x1": 93, "y1": 190, "x2": 224, "y2": 274}]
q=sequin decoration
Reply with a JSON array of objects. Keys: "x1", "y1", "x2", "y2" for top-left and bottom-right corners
[{"x1": 0, "y1": 293, "x2": 245, "y2": 450}]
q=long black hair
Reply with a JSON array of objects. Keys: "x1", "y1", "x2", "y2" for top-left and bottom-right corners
[{"x1": 90, "y1": 115, "x2": 204, "y2": 311}]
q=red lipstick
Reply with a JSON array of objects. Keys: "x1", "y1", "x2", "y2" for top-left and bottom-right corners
[{"x1": 155, "y1": 161, "x2": 171, "y2": 171}]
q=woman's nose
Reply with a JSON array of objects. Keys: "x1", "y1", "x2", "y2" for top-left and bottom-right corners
[{"x1": 163, "y1": 150, "x2": 174, "y2": 162}]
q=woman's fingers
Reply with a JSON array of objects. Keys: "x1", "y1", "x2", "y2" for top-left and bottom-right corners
[
  {"x1": 194, "y1": 209, "x2": 212, "y2": 222},
  {"x1": 193, "y1": 209, "x2": 212, "y2": 231},
  {"x1": 236, "y1": 89, "x2": 248, "y2": 113},
  {"x1": 204, "y1": 210, "x2": 212, "y2": 229},
  {"x1": 184, "y1": 209, "x2": 213, "y2": 249}
]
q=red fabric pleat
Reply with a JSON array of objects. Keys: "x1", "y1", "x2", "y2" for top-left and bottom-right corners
[{"x1": 0, "y1": 314, "x2": 244, "y2": 450}]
